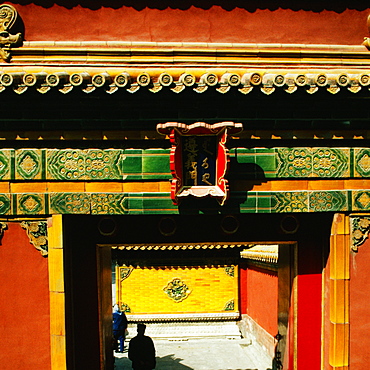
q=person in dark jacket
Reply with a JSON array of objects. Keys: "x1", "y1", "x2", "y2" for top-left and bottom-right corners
[
  {"x1": 113, "y1": 304, "x2": 128, "y2": 353},
  {"x1": 128, "y1": 323, "x2": 156, "y2": 370}
]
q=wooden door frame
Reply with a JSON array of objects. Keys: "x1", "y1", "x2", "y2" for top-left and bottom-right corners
[{"x1": 97, "y1": 245, "x2": 114, "y2": 370}]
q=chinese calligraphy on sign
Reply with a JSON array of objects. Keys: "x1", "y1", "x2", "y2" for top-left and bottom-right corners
[
  {"x1": 157, "y1": 121, "x2": 243, "y2": 205},
  {"x1": 183, "y1": 136, "x2": 217, "y2": 187}
]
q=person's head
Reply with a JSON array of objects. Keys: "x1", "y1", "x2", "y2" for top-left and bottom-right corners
[
  {"x1": 113, "y1": 304, "x2": 120, "y2": 313},
  {"x1": 137, "y1": 323, "x2": 146, "y2": 335}
]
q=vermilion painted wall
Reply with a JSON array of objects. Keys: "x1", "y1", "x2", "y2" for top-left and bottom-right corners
[
  {"x1": 323, "y1": 247, "x2": 331, "y2": 370},
  {"x1": 245, "y1": 265, "x2": 278, "y2": 336},
  {"x1": 9, "y1": 2, "x2": 370, "y2": 45},
  {"x1": 239, "y1": 264, "x2": 248, "y2": 314},
  {"x1": 0, "y1": 222, "x2": 51, "y2": 370},
  {"x1": 350, "y1": 236, "x2": 370, "y2": 368},
  {"x1": 296, "y1": 240, "x2": 323, "y2": 370}
]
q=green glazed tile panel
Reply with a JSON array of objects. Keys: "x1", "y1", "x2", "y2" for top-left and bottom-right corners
[
  {"x1": 3, "y1": 148, "x2": 172, "y2": 181},
  {"x1": 312, "y1": 148, "x2": 349, "y2": 178},
  {"x1": 121, "y1": 149, "x2": 143, "y2": 179},
  {"x1": 308, "y1": 191, "x2": 348, "y2": 212},
  {"x1": 238, "y1": 192, "x2": 257, "y2": 213},
  {"x1": 47, "y1": 149, "x2": 125, "y2": 180},
  {"x1": 255, "y1": 148, "x2": 277, "y2": 176},
  {"x1": 0, "y1": 149, "x2": 13, "y2": 180},
  {"x1": 49, "y1": 192, "x2": 91, "y2": 214},
  {"x1": 120, "y1": 149, "x2": 171, "y2": 180},
  {"x1": 15, "y1": 149, "x2": 43, "y2": 180},
  {"x1": 256, "y1": 193, "x2": 272, "y2": 213},
  {"x1": 126, "y1": 193, "x2": 144, "y2": 214},
  {"x1": 353, "y1": 190, "x2": 370, "y2": 211},
  {"x1": 276, "y1": 148, "x2": 311, "y2": 178},
  {"x1": 271, "y1": 192, "x2": 309, "y2": 212},
  {"x1": 238, "y1": 191, "x2": 271, "y2": 213},
  {"x1": 17, "y1": 193, "x2": 46, "y2": 215},
  {"x1": 229, "y1": 148, "x2": 256, "y2": 164},
  {"x1": 0, "y1": 193, "x2": 11, "y2": 214},
  {"x1": 0, "y1": 190, "x2": 359, "y2": 215},
  {"x1": 84, "y1": 149, "x2": 125, "y2": 180},
  {"x1": 142, "y1": 149, "x2": 171, "y2": 180},
  {"x1": 354, "y1": 149, "x2": 370, "y2": 177},
  {"x1": 48, "y1": 149, "x2": 88, "y2": 180},
  {"x1": 233, "y1": 147, "x2": 350, "y2": 179},
  {"x1": 276, "y1": 148, "x2": 349, "y2": 178},
  {"x1": 0, "y1": 147, "x2": 366, "y2": 181},
  {"x1": 269, "y1": 191, "x2": 348, "y2": 213},
  {"x1": 90, "y1": 193, "x2": 128, "y2": 215},
  {"x1": 231, "y1": 148, "x2": 277, "y2": 178},
  {"x1": 238, "y1": 191, "x2": 350, "y2": 213}
]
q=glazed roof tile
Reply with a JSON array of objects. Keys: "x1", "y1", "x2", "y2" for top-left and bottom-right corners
[
  {"x1": 0, "y1": 67, "x2": 368, "y2": 95},
  {"x1": 240, "y1": 244, "x2": 279, "y2": 263}
]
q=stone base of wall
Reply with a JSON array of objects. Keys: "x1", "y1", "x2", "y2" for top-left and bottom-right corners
[
  {"x1": 126, "y1": 320, "x2": 242, "y2": 340},
  {"x1": 127, "y1": 312, "x2": 240, "y2": 322},
  {"x1": 238, "y1": 314, "x2": 275, "y2": 358}
]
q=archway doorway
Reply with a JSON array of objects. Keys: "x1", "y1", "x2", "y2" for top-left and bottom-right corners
[
  {"x1": 61, "y1": 213, "x2": 331, "y2": 370},
  {"x1": 97, "y1": 242, "x2": 290, "y2": 370}
]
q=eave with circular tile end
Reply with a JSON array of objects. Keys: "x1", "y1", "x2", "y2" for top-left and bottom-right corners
[
  {"x1": 111, "y1": 243, "x2": 248, "y2": 251},
  {"x1": 0, "y1": 67, "x2": 369, "y2": 96},
  {"x1": 0, "y1": 41, "x2": 368, "y2": 95}
]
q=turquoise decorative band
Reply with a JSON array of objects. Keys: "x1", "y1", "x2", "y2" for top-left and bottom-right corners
[
  {"x1": 0, "y1": 190, "x2": 368, "y2": 215},
  {"x1": 0, "y1": 147, "x2": 370, "y2": 181},
  {"x1": 2, "y1": 148, "x2": 170, "y2": 181},
  {"x1": 275, "y1": 148, "x2": 349, "y2": 178}
]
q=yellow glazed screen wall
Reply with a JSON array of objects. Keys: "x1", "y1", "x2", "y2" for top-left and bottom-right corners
[{"x1": 116, "y1": 265, "x2": 238, "y2": 315}]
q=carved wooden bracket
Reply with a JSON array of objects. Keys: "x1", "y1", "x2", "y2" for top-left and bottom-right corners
[
  {"x1": 0, "y1": 221, "x2": 7, "y2": 242},
  {"x1": 351, "y1": 216, "x2": 370, "y2": 252},
  {"x1": 21, "y1": 221, "x2": 48, "y2": 257},
  {"x1": 0, "y1": 4, "x2": 22, "y2": 62}
]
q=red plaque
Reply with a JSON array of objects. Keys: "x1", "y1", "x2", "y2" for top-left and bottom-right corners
[{"x1": 157, "y1": 121, "x2": 243, "y2": 205}]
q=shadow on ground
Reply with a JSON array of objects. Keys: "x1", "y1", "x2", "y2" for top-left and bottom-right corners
[
  {"x1": 115, "y1": 354, "x2": 193, "y2": 369},
  {"x1": 113, "y1": 337, "x2": 274, "y2": 370},
  {"x1": 115, "y1": 355, "x2": 271, "y2": 370}
]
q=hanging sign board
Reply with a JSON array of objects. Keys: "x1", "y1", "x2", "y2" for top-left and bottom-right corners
[{"x1": 157, "y1": 121, "x2": 243, "y2": 205}]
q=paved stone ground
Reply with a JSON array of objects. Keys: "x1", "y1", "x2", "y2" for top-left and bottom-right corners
[{"x1": 114, "y1": 338, "x2": 273, "y2": 370}]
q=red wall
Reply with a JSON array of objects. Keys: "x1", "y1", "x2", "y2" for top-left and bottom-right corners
[
  {"x1": 296, "y1": 241, "x2": 323, "y2": 370},
  {"x1": 350, "y1": 236, "x2": 370, "y2": 368},
  {"x1": 323, "y1": 247, "x2": 331, "y2": 370},
  {"x1": 239, "y1": 264, "x2": 248, "y2": 314},
  {"x1": 9, "y1": 2, "x2": 370, "y2": 45},
  {"x1": 244, "y1": 265, "x2": 278, "y2": 336},
  {"x1": 0, "y1": 222, "x2": 51, "y2": 370}
]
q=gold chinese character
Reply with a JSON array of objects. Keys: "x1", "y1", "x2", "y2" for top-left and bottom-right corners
[
  {"x1": 202, "y1": 157, "x2": 209, "y2": 169},
  {"x1": 202, "y1": 138, "x2": 213, "y2": 156},
  {"x1": 185, "y1": 153, "x2": 197, "y2": 169},
  {"x1": 202, "y1": 173, "x2": 212, "y2": 186},
  {"x1": 189, "y1": 162, "x2": 197, "y2": 185},
  {"x1": 185, "y1": 137, "x2": 198, "y2": 154}
]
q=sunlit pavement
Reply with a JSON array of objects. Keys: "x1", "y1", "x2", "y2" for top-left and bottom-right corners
[{"x1": 114, "y1": 338, "x2": 273, "y2": 370}]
